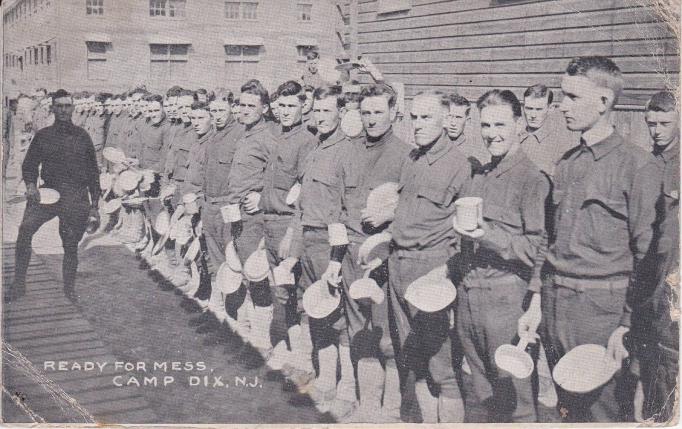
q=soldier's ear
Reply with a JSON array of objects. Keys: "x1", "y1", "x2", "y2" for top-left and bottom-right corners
[{"x1": 389, "y1": 105, "x2": 397, "y2": 122}]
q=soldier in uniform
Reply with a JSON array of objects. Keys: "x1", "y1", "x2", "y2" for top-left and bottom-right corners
[
  {"x1": 259, "y1": 80, "x2": 315, "y2": 372},
  {"x1": 540, "y1": 56, "x2": 662, "y2": 422},
  {"x1": 7, "y1": 89, "x2": 100, "y2": 302},
  {"x1": 444, "y1": 94, "x2": 490, "y2": 170},
  {"x1": 301, "y1": 50, "x2": 324, "y2": 90},
  {"x1": 292, "y1": 84, "x2": 351, "y2": 409},
  {"x1": 635, "y1": 91, "x2": 679, "y2": 423},
  {"x1": 84, "y1": 93, "x2": 108, "y2": 167},
  {"x1": 452, "y1": 90, "x2": 549, "y2": 423},
  {"x1": 223, "y1": 79, "x2": 279, "y2": 367},
  {"x1": 330, "y1": 83, "x2": 412, "y2": 422},
  {"x1": 387, "y1": 90, "x2": 470, "y2": 422}
]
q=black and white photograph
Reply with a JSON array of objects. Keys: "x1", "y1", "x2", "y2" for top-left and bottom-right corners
[{"x1": 1, "y1": 0, "x2": 680, "y2": 425}]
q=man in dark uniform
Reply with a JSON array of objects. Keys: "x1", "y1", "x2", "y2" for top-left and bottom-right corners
[{"x1": 8, "y1": 89, "x2": 100, "y2": 302}]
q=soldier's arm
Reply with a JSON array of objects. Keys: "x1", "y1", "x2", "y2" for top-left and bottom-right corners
[
  {"x1": 82, "y1": 130, "x2": 101, "y2": 207},
  {"x1": 21, "y1": 131, "x2": 43, "y2": 186}
]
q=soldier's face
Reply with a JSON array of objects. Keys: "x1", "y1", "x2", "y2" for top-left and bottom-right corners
[
  {"x1": 104, "y1": 99, "x2": 113, "y2": 114},
  {"x1": 302, "y1": 92, "x2": 313, "y2": 114},
  {"x1": 411, "y1": 94, "x2": 446, "y2": 147},
  {"x1": 190, "y1": 109, "x2": 212, "y2": 135},
  {"x1": 278, "y1": 95, "x2": 303, "y2": 127},
  {"x1": 445, "y1": 104, "x2": 469, "y2": 140},
  {"x1": 178, "y1": 96, "x2": 194, "y2": 122},
  {"x1": 95, "y1": 102, "x2": 105, "y2": 116},
  {"x1": 523, "y1": 96, "x2": 550, "y2": 131},
  {"x1": 149, "y1": 101, "x2": 165, "y2": 125},
  {"x1": 141, "y1": 101, "x2": 152, "y2": 119},
  {"x1": 53, "y1": 96, "x2": 74, "y2": 122},
  {"x1": 313, "y1": 96, "x2": 341, "y2": 135},
  {"x1": 480, "y1": 104, "x2": 522, "y2": 158},
  {"x1": 560, "y1": 75, "x2": 608, "y2": 132},
  {"x1": 209, "y1": 100, "x2": 232, "y2": 128},
  {"x1": 166, "y1": 96, "x2": 178, "y2": 119},
  {"x1": 231, "y1": 102, "x2": 241, "y2": 122},
  {"x1": 646, "y1": 110, "x2": 680, "y2": 148},
  {"x1": 112, "y1": 99, "x2": 123, "y2": 115},
  {"x1": 239, "y1": 93, "x2": 267, "y2": 126},
  {"x1": 74, "y1": 99, "x2": 84, "y2": 113},
  {"x1": 196, "y1": 92, "x2": 208, "y2": 103},
  {"x1": 360, "y1": 95, "x2": 393, "y2": 138},
  {"x1": 307, "y1": 57, "x2": 319, "y2": 73}
]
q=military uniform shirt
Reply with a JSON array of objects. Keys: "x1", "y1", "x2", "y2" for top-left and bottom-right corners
[
  {"x1": 184, "y1": 127, "x2": 216, "y2": 196},
  {"x1": 391, "y1": 131, "x2": 471, "y2": 251},
  {"x1": 519, "y1": 113, "x2": 579, "y2": 177},
  {"x1": 136, "y1": 117, "x2": 173, "y2": 172},
  {"x1": 449, "y1": 133, "x2": 491, "y2": 172},
  {"x1": 203, "y1": 117, "x2": 244, "y2": 203},
  {"x1": 458, "y1": 149, "x2": 549, "y2": 292},
  {"x1": 261, "y1": 122, "x2": 315, "y2": 215}
]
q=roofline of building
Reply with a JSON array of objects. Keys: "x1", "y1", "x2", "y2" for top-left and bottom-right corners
[{"x1": 3, "y1": 0, "x2": 21, "y2": 14}]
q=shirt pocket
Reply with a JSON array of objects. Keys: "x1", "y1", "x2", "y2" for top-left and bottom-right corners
[
  {"x1": 483, "y1": 203, "x2": 522, "y2": 228},
  {"x1": 417, "y1": 184, "x2": 454, "y2": 208},
  {"x1": 576, "y1": 190, "x2": 628, "y2": 254}
]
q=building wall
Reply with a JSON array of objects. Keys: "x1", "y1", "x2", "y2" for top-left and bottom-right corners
[
  {"x1": 351, "y1": 0, "x2": 680, "y2": 147},
  {"x1": 3, "y1": 0, "x2": 344, "y2": 96}
]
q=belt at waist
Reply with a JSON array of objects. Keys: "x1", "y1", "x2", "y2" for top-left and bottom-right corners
[
  {"x1": 263, "y1": 212, "x2": 294, "y2": 220},
  {"x1": 462, "y1": 274, "x2": 525, "y2": 290},
  {"x1": 204, "y1": 195, "x2": 229, "y2": 204},
  {"x1": 302, "y1": 225, "x2": 326, "y2": 232},
  {"x1": 389, "y1": 242, "x2": 451, "y2": 259},
  {"x1": 552, "y1": 273, "x2": 629, "y2": 291}
]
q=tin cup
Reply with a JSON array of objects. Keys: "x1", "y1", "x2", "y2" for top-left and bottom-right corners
[{"x1": 455, "y1": 197, "x2": 483, "y2": 231}]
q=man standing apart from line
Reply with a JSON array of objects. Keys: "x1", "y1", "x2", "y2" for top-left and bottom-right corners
[
  {"x1": 538, "y1": 56, "x2": 662, "y2": 422},
  {"x1": 7, "y1": 89, "x2": 100, "y2": 302}
]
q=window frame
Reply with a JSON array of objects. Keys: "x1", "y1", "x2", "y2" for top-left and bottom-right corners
[
  {"x1": 296, "y1": 44, "x2": 317, "y2": 62},
  {"x1": 149, "y1": 0, "x2": 187, "y2": 19},
  {"x1": 86, "y1": 40, "x2": 110, "y2": 80},
  {"x1": 86, "y1": 0, "x2": 104, "y2": 16},
  {"x1": 149, "y1": 43, "x2": 190, "y2": 81},
  {"x1": 296, "y1": 3, "x2": 312, "y2": 22}
]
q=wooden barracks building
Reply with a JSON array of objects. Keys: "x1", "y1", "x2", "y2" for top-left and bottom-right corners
[{"x1": 2, "y1": 0, "x2": 347, "y2": 97}]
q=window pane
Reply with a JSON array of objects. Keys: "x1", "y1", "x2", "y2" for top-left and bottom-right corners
[
  {"x1": 242, "y1": 45, "x2": 259, "y2": 56},
  {"x1": 242, "y1": 2, "x2": 257, "y2": 19},
  {"x1": 224, "y1": 1, "x2": 239, "y2": 19},
  {"x1": 297, "y1": 3, "x2": 311, "y2": 21},
  {"x1": 46, "y1": 45, "x2": 51, "y2": 64},
  {"x1": 34, "y1": 48, "x2": 38, "y2": 64},
  {"x1": 169, "y1": 44, "x2": 188, "y2": 56},
  {"x1": 225, "y1": 45, "x2": 241, "y2": 56},
  {"x1": 169, "y1": 0, "x2": 185, "y2": 17},
  {"x1": 150, "y1": 44, "x2": 169, "y2": 56},
  {"x1": 87, "y1": 41, "x2": 107, "y2": 54}
]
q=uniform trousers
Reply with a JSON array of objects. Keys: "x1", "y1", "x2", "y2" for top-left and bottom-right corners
[
  {"x1": 263, "y1": 214, "x2": 301, "y2": 346},
  {"x1": 541, "y1": 280, "x2": 630, "y2": 422},
  {"x1": 456, "y1": 280, "x2": 537, "y2": 422},
  {"x1": 341, "y1": 240, "x2": 390, "y2": 360},
  {"x1": 14, "y1": 186, "x2": 91, "y2": 292},
  {"x1": 201, "y1": 200, "x2": 232, "y2": 277},
  {"x1": 387, "y1": 248, "x2": 462, "y2": 400},
  {"x1": 233, "y1": 210, "x2": 270, "y2": 307}
]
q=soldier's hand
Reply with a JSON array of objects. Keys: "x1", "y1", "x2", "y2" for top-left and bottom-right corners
[
  {"x1": 244, "y1": 192, "x2": 261, "y2": 214},
  {"x1": 25, "y1": 183, "x2": 40, "y2": 205},
  {"x1": 517, "y1": 292, "x2": 541, "y2": 340},
  {"x1": 322, "y1": 261, "x2": 342, "y2": 288},
  {"x1": 278, "y1": 227, "x2": 294, "y2": 260},
  {"x1": 606, "y1": 325, "x2": 630, "y2": 364},
  {"x1": 361, "y1": 207, "x2": 394, "y2": 228}
]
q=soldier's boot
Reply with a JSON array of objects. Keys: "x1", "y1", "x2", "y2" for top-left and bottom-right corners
[
  {"x1": 381, "y1": 359, "x2": 403, "y2": 421},
  {"x1": 284, "y1": 323, "x2": 315, "y2": 387},
  {"x1": 329, "y1": 344, "x2": 358, "y2": 420},
  {"x1": 240, "y1": 304, "x2": 274, "y2": 370},
  {"x1": 6, "y1": 244, "x2": 30, "y2": 302},
  {"x1": 343, "y1": 358, "x2": 384, "y2": 423},
  {"x1": 308, "y1": 344, "x2": 338, "y2": 413},
  {"x1": 63, "y1": 246, "x2": 79, "y2": 303},
  {"x1": 415, "y1": 380, "x2": 439, "y2": 423}
]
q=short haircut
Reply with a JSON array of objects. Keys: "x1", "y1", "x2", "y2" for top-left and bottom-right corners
[
  {"x1": 306, "y1": 50, "x2": 319, "y2": 61},
  {"x1": 360, "y1": 83, "x2": 396, "y2": 108},
  {"x1": 344, "y1": 91, "x2": 362, "y2": 106},
  {"x1": 95, "y1": 93, "x2": 108, "y2": 103},
  {"x1": 523, "y1": 84, "x2": 554, "y2": 105},
  {"x1": 269, "y1": 89, "x2": 279, "y2": 103},
  {"x1": 566, "y1": 56, "x2": 624, "y2": 102},
  {"x1": 35, "y1": 87, "x2": 47, "y2": 95},
  {"x1": 191, "y1": 101, "x2": 211, "y2": 112},
  {"x1": 303, "y1": 84, "x2": 315, "y2": 93},
  {"x1": 413, "y1": 90, "x2": 450, "y2": 109},
  {"x1": 313, "y1": 84, "x2": 345, "y2": 109},
  {"x1": 147, "y1": 94, "x2": 164, "y2": 105},
  {"x1": 166, "y1": 86, "x2": 183, "y2": 97},
  {"x1": 447, "y1": 93, "x2": 471, "y2": 115},
  {"x1": 178, "y1": 89, "x2": 195, "y2": 98},
  {"x1": 277, "y1": 80, "x2": 306, "y2": 102},
  {"x1": 477, "y1": 89, "x2": 523, "y2": 119},
  {"x1": 119, "y1": 94, "x2": 128, "y2": 101},
  {"x1": 240, "y1": 79, "x2": 270, "y2": 106},
  {"x1": 232, "y1": 96, "x2": 240, "y2": 105},
  {"x1": 213, "y1": 89, "x2": 234, "y2": 104},
  {"x1": 645, "y1": 91, "x2": 678, "y2": 113},
  {"x1": 80, "y1": 91, "x2": 91, "y2": 99},
  {"x1": 52, "y1": 89, "x2": 71, "y2": 100}
]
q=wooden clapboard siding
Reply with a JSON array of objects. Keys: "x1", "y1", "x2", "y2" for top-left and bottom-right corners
[{"x1": 354, "y1": 0, "x2": 679, "y2": 109}]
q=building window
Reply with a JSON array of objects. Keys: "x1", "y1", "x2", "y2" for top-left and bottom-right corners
[
  {"x1": 149, "y1": 0, "x2": 186, "y2": 17},
  {"x1": 224, "y1": 44, "x2": 260, "y2": 82},
  {"x1": 46, "y1": 45, "x2": 51, "y2": 65},
  {"x1": 297, "y1": 3, "x2": 312, "y2": 21},
  {"x1": 241, "y1": 2, "x2": 257, "y2": 19},
  {"x1": 86, "y1": 0, "x2": 104, "y2": 15},
  {"x1": 296, "y1": 45, "x2": 316, "y2": 62},
  {"x1": 34, "y1": 47, "x2": 39, "y2": 65},
  {"x1": 86, "y1": 41, "x2": 109, "y2": 80},
  {"x1": 224, "y1": 1, "x2": 240, "y2": 19},
  {"x1": 40, "y1": 47, "x2": 44, "y2": 64},
  {"x1": 150, "y1": 44, "x2": 189, "y2": 80}
]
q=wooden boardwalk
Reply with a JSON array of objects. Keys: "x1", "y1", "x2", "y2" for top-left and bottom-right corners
[{"x1": 2, "y1": 243, "x2": 158, "y2": 424}]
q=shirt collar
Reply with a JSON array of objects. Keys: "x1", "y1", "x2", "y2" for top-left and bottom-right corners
[
  {"x1": 488, "y1": 147, "x2": 528, "y2": 177},
  {"x1": 425, "y1": 131, "x2": 453, "y2": 165},
  {"x1": 448, "y1": 132, "x2": 467, "y2": 147},
  {"x1": 582, "y1": 130, "x2": 622, "y2": 161},
  {"x1": 365, "y1": 128, "x2": 394, "y2": 148},
  {"x1": 197, "y1": 126, "x2": 215, "y2": 143},
  {"x1": 319, "y1": 126, "x2": 346, "y2": 149},
  {"x1": 244, "y1": 118, "x2": 268, "y2": 137},
  {"x1": 656, "y1": 138, "x2": 680, "y2": 163},
  {"x1": 215, "y1": 116, "x2": 237, "y2": 134},
  {"x1": 282, "y1": 121, "x2": 304, "y2": 138}
]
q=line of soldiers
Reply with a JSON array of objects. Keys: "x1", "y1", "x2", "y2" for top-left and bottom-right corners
[{"x1": 8, "y1": 54, "x2": 679, "y2": 424}]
